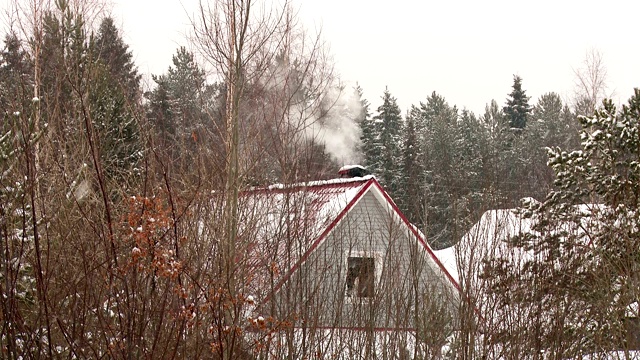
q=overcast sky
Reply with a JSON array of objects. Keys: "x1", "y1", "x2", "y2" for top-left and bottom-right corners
[{"x1": 97, "y1": 0, "x2": 640, "y2": 115}]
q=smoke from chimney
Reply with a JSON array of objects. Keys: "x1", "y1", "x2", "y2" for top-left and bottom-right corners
[{"x1": 303, "y1": 85, "x2": 364, "y2": 164}]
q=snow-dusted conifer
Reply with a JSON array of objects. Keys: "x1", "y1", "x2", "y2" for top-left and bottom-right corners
[
  {"x1": 372, "y1": 88, "x2": 403, "y2": 194},
  {"x1": 485, "y1": 89, "x2": 640, "y2": 357},
  {"x1": 504, "y1": 75, "x2": 532, "y2": 129}
]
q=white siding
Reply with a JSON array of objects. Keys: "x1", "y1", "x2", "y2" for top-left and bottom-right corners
[{"x1": 271, "y1": 190, "x2": 457, "y2": 331}]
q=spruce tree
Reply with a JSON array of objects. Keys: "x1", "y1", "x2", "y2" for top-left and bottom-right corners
[
  {"x1": 419, "y1": 92, "x2": 459, "y2": 248},
  {"x1": 94, "y1": 17, "x2": 141, "y2": 101},
  {"x1": 504, "y1": 75, "x2": 532, "y2": 129},
  {"x1": 400, "y1": 105, "x2": 426, "y2": 223},
  {"x1": 146, "y1": 47, "x2": 217, "y2": 168},
  {"x1": 358, "y1": 85, "x2": 379, "y2": 170},
  {"x1": 89, "y1": 17, "x2": 143, "y2": 180},
  {"x1": 372, "y1": 88, "x2": 403, "y2": 194},
  {"x1": 0, "y1": 33, "x2": 33, "y2": 112}
]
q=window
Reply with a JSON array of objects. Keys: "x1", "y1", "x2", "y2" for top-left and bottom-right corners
[{"x1": 346, "y1": 257, "x2": 375, "y2": 298}]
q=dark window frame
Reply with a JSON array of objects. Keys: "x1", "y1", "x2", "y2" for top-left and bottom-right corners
[{"x1": 346, "y1": 256, "x2": 375, "y2": 298}]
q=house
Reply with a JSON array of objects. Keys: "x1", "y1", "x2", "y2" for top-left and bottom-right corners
[
  {"x1": 235, "y1": 169, "x2": 460, "y2": 358},
  {"x1": 450, "y1": 206, "x2": 640, "y2": 359}
]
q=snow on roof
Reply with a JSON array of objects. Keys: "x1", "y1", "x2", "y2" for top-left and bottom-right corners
[
  {"x1": 406, "y1": 223, "x2": 461, "y2": 292},
  {"x1": 240, "y1": 176, "x2": 460, "y2": 298},
  {"x1": 251, "y1": 174, "x2": 376, "y2": 192},
  {"x1": 453, "y1": 208, "x2": 564, "y2": 288},
  {"x1": 453, "y1": 204, "x2": 618, "y2": 316},
  {"x1": 239, "y1": 177, "x2": 375, "y2": 297},
  {"x1": 243, "y1": 176, "x2": 374, "y2": 242},
  {"x1": 433, "y1": 246, "x2": 459, "y2": 286},
  {"x1": 457, "y1": 204, "x2": 608, "y2": 269},
  {"x1": 338, "y1": 164, "x2": 366, "y2": 172},
  {"x1": 447, "y1": 205, "x2": 640, "y2": 357}
]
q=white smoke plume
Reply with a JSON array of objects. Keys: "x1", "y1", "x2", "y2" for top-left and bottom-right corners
[
  {"x1": 260, "y1": 51, "x2": 364, "y2": 165},
  {"x1": 301, "y1": 85, "x2": 364, "y2": 164}
]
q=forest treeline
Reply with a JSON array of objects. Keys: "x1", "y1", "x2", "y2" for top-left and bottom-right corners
[
  {"x1": 1, "y1": 0, "x2": 636, "y2": 357},
  {"x1": 0, "y1": 8, "x2": 594, "y2": 251},
  {"x1": 362, "y1": 77, "x2": 584, "y2": 249}
]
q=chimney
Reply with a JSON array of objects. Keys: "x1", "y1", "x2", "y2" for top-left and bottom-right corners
[{"x1": 338, "y1": 165, "x2": 369, "y2": 178}]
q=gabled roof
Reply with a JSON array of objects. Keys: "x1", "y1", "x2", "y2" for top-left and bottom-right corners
[
  {"x1": 455, "y1": 204, "x2": 607, "y2": 275},
  {"x1": 240, "y1": 176, "x2": 461, "y2": 301}
]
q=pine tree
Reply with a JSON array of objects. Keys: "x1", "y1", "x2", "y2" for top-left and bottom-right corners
[
  {"x1": 530, "y1": 93, "x2": 580, "y2": 150},
  {"x1": 478, "y1": 100, "x2": 510, "y2": 203},
  {"x1": 494, "y1": 78, "x2": 536, "y2": 204},
  {"x1": 147, "y1": 75, "x2": 175, "y2": 145},
  {"x1": 89, "y1": 63, "x2": 142, "y2": 180},
  {"x1": 520, "y1": 93, "x2": 580, "y2": 197},
  {"x1": 504, "y1": 75, "x2": 532, "y2": 129},
  {"x1": 40, "y1": 8, "x2": 84, "y2": 137},
  {"x1": 481, "y1": 99, "x2": 506, "y2": 140},
  {"x1": 518, "y1": 93, "x2": 563, "y2": 198},
  {"x1": 354, "y1": 84, "x2": 370, "y2": 124},
  {"x1": 165, "y1": 47, "x2": 207, "y2": 130},
  {"x1": 453, "y1": 109, "x2": 485, "y2": 224}
]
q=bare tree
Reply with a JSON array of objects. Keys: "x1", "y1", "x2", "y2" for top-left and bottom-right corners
[
  {"x1": 189, "y1": 1, "x2": 344, "y2": 358},
  {"x1": 573, "y1": 48, "x2": 610, "y2": 116}
]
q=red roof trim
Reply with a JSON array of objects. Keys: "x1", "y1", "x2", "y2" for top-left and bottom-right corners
[
  {"x1": 261, "y1": 178, "x2": 375, "y2": 303},
  {"x1": 245, "y1": 325, "x2": 418, "y2": 335},
  {"x1": 369, "y1": 180, "x2": 462, "y2": 292},
  {"x1": 289, "y1": 326, "x2": 417, "y2": 332}
]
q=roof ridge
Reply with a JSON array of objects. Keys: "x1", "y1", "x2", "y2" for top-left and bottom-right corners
[{"x1": 247, "y1": 175, "x2": 376, "y2": 192}]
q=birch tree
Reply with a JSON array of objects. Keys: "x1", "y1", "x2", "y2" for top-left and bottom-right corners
[{"x1": 573, "y1": 49, "x2": 610, "y2": 117}]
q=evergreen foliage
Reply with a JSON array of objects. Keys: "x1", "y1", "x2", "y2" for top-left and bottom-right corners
[
  {"x1": 0, "y1": 31, "x2": 45, "y2": 359},
  {"x1": 89, "y1": 62, "x2": 142, "y2": 180},
  {"x1": 504, "y1": 75, "x2": 532, "y2": 129},
  {"x1": 358, "y1": 87, "x2": 580, "y2": 249},
  {"x1": 400, "y1": 105, "x2": 426, "y2": 223},
  {"x1": 4, "y1": 1, "x2": 636, "y2": 355},
  {"x1": 89, "y1": 17, "x2": 144, "y2": 180},
  {"x1": 398, "y1": 92, "x2": 488, "y2": 249},
  {"x1": 485, "y1": 89, "x2": 640, "y2": 356},
  {"x1": 40, "y1": 6, "x2": 86, "y2": 137},
  {"x1": 419, "y1": 92, "x2": 462, "y2": 248},
  {"x1": 355, "y1": 84, "x2": 374, "y2": 162},
  {"x1": 0, "y1": 33, "x2": 33, "y2": 112},
  {"x1": 146, "y1": 47, "x2": 221, "y2": 168},
  {"x1": 94, "y1": 17, "x2": 141, "y2": 101},
  {"x1": 359, "y1": 87, "x2": 380, "y2": 172},
  {"x1": 371, "y1": 88, "x2": 403, "y2": 194}
]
